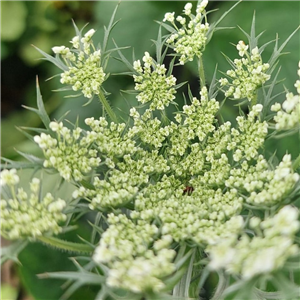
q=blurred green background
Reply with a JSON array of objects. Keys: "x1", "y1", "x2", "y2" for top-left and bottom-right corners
[{"x1": 1, "y1": 1, "x2": 299, "y2": 299}]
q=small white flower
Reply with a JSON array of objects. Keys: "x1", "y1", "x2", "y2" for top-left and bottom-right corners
[
  {"x1": 133, "y1": 60, "x2": 142, "y2": 71},
  {"x1": 184, "y1": 3, "x2": 193, "y2": 15},
  {"x1": 176, "y1": 16, "x2": 186, "y2": 25},
  {"x1": 0, "y1": 169, "x2": 19, "y2": 186},
  {"x1": 198, "y1": 0, "x2": 208, "y2": 12},
  {"x1": 70, "y1": 36, "x2": 80, "y2": 48},
  {"x1": 208, "y1": 241, "x2": 236, "y2": 270},
  {"x1": 163, "y1": 12, "x2": 175, "y2": 23},
  {"x1": 282, "y1": 93, "x2": 299, "y2": 113},
  {"x1": 251, "y1": 46, "x2": 259, "y2": 56},
  {"x1": 50, "y1": 121, "x2": 63, "y2": 132},
  {"x1": 84, "y1": 29, "x2": 96, "y2": 38},
  {"x1": 52, "y1": 46, "x2": 66, "y2": 54},
  {"x1": 242, "y1": 248, "x2": 276, "y2": 279},
  {"x1": 30, "y1": 178, "x2": 40, "y2": 193},
  {"x1": 253, "y1": 104, "x2": 263, "y2": 113},
  {"x1": 271, "y1": 103, "x2": 281, "y2": 112},
  {"x1": 236, "y1": 41, "x2": 248, "y2": 57}
]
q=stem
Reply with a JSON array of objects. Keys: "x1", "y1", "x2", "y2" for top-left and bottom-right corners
[
  {"x1": 37, "y1": 236, "x2": 93, "y2": 253},
  {"x1": 198, "y1": 56, "x2": 206, "y2": 90},
  {"x1": 250, "y1": 92, "x2": 258, "y2": 108},
  {"x1": 10, "y1": 185, "x2": 17, "y2": 202},
  {"x1": 98, "y1": 89, "x2": 118, "y2": 123}
]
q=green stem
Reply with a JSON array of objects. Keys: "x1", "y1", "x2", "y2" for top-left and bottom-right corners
[
  {"x1": 250, "y1": 92, "x2": 258, "y2": 108},
  {"x1": 37, "y1": 236, "x2": 93, "y2": 253},
  {"x1": 98, "y1": 90, "x2": 118, "y2": 123},
  {"x1": 198, "y1": 56, "x2": 206, "y2": 90}
]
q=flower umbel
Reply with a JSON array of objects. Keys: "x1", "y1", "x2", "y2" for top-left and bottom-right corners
[
  {"x1": 226, "y1": 154, "x2": 299, "y2": 206},
  {"x1": 163, "y1": 1, "x2": 209, "y2": 64},
  {"x1": 52, "y1": 29, "x2": 106, "y2": 99},
  {"x1": 93, "y1": 214, "x2": 176, "y2": 293},
  {"x1": 208, "y1": 206, "x2": 300, "y2": 279},
  {"x1": 1, "y1": 170, "x2": 67, "y2": 240},
  {"x1": 133, "y1": 52, "x2": 177, "y2": 110},
  {"x1": 271, "y1": 62, "x2": 300, "y2": 130},
  {"x1": 219, "y1": 42, "x2": 270, "y2": 102},
  {"x1": 3, "y1": 2, "x2": 300, "y2": 299},
  {"x1": 34, "y1": 121, "x2": 101, "y2": 181}
]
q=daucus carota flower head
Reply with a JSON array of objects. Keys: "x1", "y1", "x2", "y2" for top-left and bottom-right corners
[
  {"x1": 134, "y1": 182, "x2": 244, "y2": 246},
  {"x1": 34, "y1": 121, "x2": 101, "y2": 182},
  {"x1": 163, "y1": 1, "x2": 209, "y2": 64},
  {"x1": 11, "y1": 5, "x2": 300, "y2": 298},
  {"x1": 1, "y1": 172, "x2": 67, "y2": 240},
  {"x1": 208, "y1": 206, "x2": 300, "y2": 279},
  {"x1": 219, "y1": 42, "x2": 270, "y2": 101},
  {"x1": 226, "y1": 154, "x2": 299, "y2": 206},
  {"x1": 271, "y1": 62, "x2": 300, "y2": 130},
  {"x1": 133, "y1": 52, "x2": 177, "y2": 110},
  {"x1": 227, "y1": 104, "x2": 268, "y2": 162},
  {"x1": 52, "y1": 29, "x2": 106, "y2": 99},
  {"x1": 93, "y1": 214, "x2": 176, "y2": 293}
]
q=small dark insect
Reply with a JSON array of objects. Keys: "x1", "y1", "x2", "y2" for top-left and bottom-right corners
[{"x1": 183, "y1": 186, "x2": 194, "y2": 195}]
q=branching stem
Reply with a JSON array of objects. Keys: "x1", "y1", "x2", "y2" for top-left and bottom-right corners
[
  {"x1": 98, "y1": 89, "x2": 118, "y2": 123},
  {"x1": 198, "y1": 56, "x2": 206, "y2": 90}
]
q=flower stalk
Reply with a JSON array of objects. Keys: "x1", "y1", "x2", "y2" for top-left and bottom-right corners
[
  {"x1": 198, "y1": 56, "x2": 206, "y2": 90},
  {"x1": 98, "y1": 89, "x2": 118, "y2": 123}
]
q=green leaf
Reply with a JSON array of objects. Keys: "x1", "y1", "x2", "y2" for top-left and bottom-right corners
[
  {"x1": 1, "y1": 240, "x2": 28, "y2": 264},
  {"x1": 15, "y1": 150, "x2": 44, "y2": 166},
  {"x1": 102, "y1": 2, "x2": 120, "y2": 54},
  {"x1": 1, "y1": 157, "x2": 39, "y2": 170},
  {"x1": 22, "y1": 78, "x2": 52, "y2": 131},
  {"x1": 206, "y1": 1, "x2": 241, "y2": 44},
  {"x1": 36, "y1": 77, "x2": 51, "y2": 129},
  {"x1": 33, "y1": 45, "x2": 68, "y2": 71},
  {"x1": 37, "y1": 236, "x2": 94, "y2": 254}
]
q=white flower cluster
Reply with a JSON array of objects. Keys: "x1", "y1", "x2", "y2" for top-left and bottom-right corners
[
  {"x1": 74, "y1": 149, "x2": 170, "y2": 210},
  {"x1": 133, "y1": 52, "x2": 177, "y2": 110},
  {"x1": 208, "y1": 206, "x2": 300, "y2": 279},
  {"x1": 93, "y1": 214, "x2": 176, "y2": 293},
  {"x1": 133, "y1": 177, "x2": 244, "y2": 246},
  {"x1": 0, "y1": 169, "x2": 67, "y2": 240},
  {"x1": 163, "y1": 1, "x2": 209, "y2": 64},
  {"x1": 128, "y1": 108, "x2": 170, "y2": 148},
  {"x1": 271, "y1": 62, "x2": 300, "y2": 130},
  {"x1": 219, "y1": 41, "x2": 270, "y2": 101},
  {"x1": 75, "y1": 168, "x2": 141, "y2": 210},
  {"x1": 52, "y1": 29, "x2": 106, "y2": 99},
  {"x1": 34, "y1": 121, "x2": 101, "y2": 181},
  {"x1": 73, "y1": 116, "x2": 170, "y2": 210},
  {"x1": 48, "y1": 82, "x2": 297, "y2": 293},
  {"x1": 172, "y1": 101, "x2": 219, "y2": 157},
  {"x1": 228, "y1": 104, "x2": 268, "y2": 161},
  {"x1": 226, "y1": 154, "x2": 299, "y2": 205},
  {"x1": 84, "y1": 117, "x2": 136, "y2": 158}
]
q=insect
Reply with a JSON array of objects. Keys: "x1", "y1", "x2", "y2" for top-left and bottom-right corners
[{"x1": 183, "y1": 186, "x2": 194, "y2": 195}]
